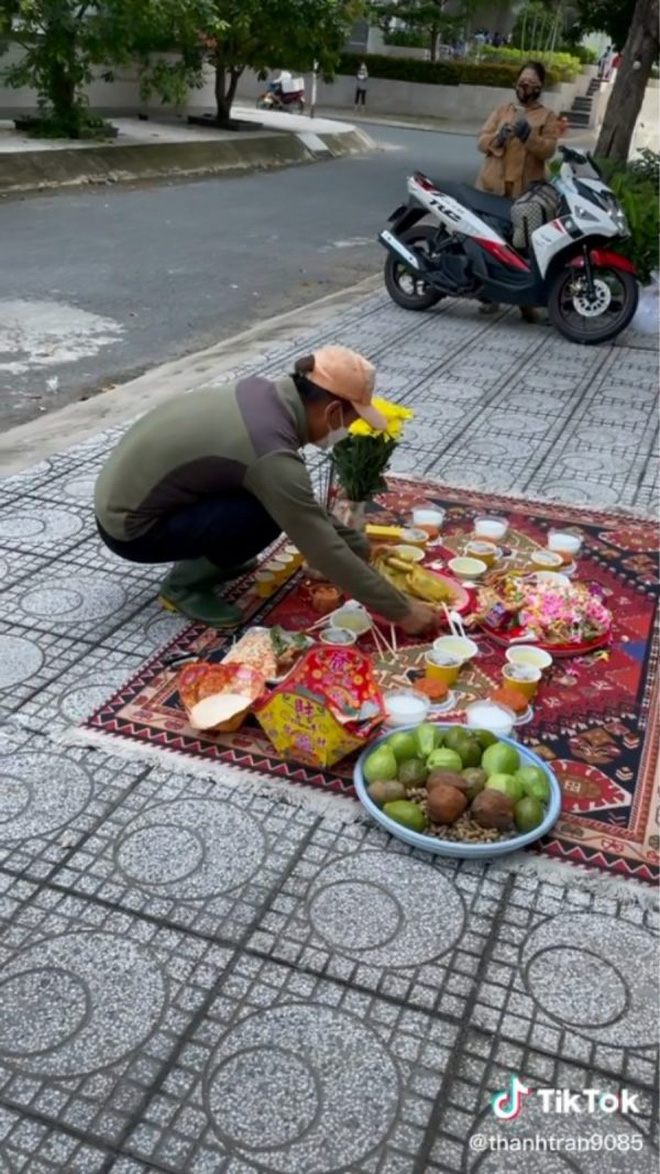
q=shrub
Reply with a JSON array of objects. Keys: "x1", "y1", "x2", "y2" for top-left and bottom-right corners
[
  {"x1": 479, "y1": 44, "x2": 581, "y2": 81},
  {"x1": 338, "y1": 52, "x2": 559, "y2": 88},
  {"x1": 596, "y1": 151, "x2": 660, "y2": 283},
  {"x1": 383, "y1": 30, "x2": 428, "y2": 49}
]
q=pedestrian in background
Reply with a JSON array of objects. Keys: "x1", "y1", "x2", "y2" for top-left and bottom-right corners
[{"x1": 355, "y1": 63, "x2": 368, "y2": 109}]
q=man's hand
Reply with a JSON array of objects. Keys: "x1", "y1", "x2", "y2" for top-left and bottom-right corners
[{"x1": 398, "y1": 600, "x2": 439, "y2": 637}]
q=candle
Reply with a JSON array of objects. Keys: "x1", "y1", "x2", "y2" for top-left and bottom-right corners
[
  {"x1": 383, "y1": 690, "x2": 431, "y2": 726},
  {"x1": 547, "y1": 529, "x2": 583, "y2": 563},
  {"x1": 412, "y1": 507, "x2": 445, "y2": 538},
  {"x1": 465, "y1": 700, "x2": 515, "y2": 737},
  {"x1": 474, "y1": 515, "x2": 508, "y2": 542}
]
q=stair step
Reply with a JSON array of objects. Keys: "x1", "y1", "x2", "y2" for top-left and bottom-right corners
[{"x1": 567, "y1": 114, "x2": 591, "y2": 126}]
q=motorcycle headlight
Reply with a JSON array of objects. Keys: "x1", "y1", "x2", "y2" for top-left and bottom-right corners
[{"x1": 613, "y1": 207, "x2": 629, "y2": 234}]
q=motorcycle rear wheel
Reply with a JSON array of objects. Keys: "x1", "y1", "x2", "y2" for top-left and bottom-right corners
[
  {"x1": 384, "y1": 225, "x2": 445, "y2": 311},
  {"x1": 548, "y1": 263, "x2": 638, "y2": 345}
]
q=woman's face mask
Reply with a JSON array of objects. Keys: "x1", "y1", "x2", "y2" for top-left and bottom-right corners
[
  {"x1": 516, "y1": 78, "x2": 541, "y2": 105},
  {"x1": 315, "y1": 404, "x2": 349, "y2": 449}
]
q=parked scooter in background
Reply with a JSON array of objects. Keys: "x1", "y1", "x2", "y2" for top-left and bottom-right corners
[{"x1": 379, "y1": 145, "x2": 638, "y2": 345}]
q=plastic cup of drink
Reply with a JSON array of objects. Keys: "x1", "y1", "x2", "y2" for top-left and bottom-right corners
[
  {"x1": 255, "y1": 571, "x2": 276, "y2": 598},
  {"x1": 425, "y1": 650, "x2": 461, "y2": 686},
  {"x1": 269, "y1": 557, "x2": 291, "y2": 585},
  {"x1": 530, "y1": 550, "x2": 564, "y2": 572},
  {"x1": 474, "y1": 515, "x2": 508, "y2": 542},
  {"x1": 502, "y1": 662, "x2": 542, "y2": 699},
  {"x1": 547, "y1": 529, "x2": 583, "y2": 564},
  {"x1": 506, "y1": 645, "x2": 553, "y2": 672},
  {"x1": 283, "y1": 543, "x2": 304, "y2": 570},
  {"x1": 412, "y1": 507, "x2": 445, "y2": 538},
  {"x1": 465, "y1": 540, "x2": 498, "y2": 567},
  {"x1": 433, "y1": 635, "x2": 479, "y2": 663}
]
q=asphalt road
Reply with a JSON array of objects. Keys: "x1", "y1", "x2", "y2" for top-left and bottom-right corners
[{"x1": 0, "y1": 123, "x2": 480, "y2": 429}]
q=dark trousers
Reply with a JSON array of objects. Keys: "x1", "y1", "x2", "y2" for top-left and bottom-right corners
[
  {"x1": 96, "y1": 491, "x2": 281, "y2": 566},
  {"x1": 355, "y1": 87, "x2": 367, "y2": 106}
]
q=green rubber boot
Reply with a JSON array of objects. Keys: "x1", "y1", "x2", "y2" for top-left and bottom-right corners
[{"x1": 158, "y1": 558, "x2": 243, "y2": 628}]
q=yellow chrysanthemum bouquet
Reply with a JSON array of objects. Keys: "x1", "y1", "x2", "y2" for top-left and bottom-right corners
[{"x1": 330, "y1": 397, "x2": 413, "y2": 503}]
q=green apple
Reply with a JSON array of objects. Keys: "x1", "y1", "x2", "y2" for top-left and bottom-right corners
[
  {"x1": 387, "y1": 731, "x2": 419, "y2": 765},
  {"x1": 482, "y1": 741, "x2": 520, "y2": 777},
  {"x1": 363, "y1": 745, "x2": 398, "y2": 783},
  {"x1": 515, "y1": 795, "x2": 545, "y2": 832},
  {"x1": 384, "y1": 799, "x2": 428, "y2": 833},
  {"x1": 514, "y1": 765, "x2": 550, "y2": 803},
  {"x1": 486, "y1": 772, "x2": 525, "y2": 803},
  {"x1": 426, "y1": 747, "x2": 463, "y2": 773}
]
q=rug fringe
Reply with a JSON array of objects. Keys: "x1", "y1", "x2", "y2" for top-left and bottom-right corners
[
  {"x1": 60, "y1": 725, "x2": 368, "y2": 826},
  {"x1": 488, "y1": 852, "x2": 659, "y2": 909},
  {"x1": 62, "y1": 727, "x2": 658, "y2": 907}
]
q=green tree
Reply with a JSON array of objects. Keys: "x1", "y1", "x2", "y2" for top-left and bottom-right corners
[
  {"x1": 595, "y1": 0, "x2": 659, "y2": 161},
  {"x1": 571, "y1": 0, "x2": 635, "y2": 50},
  {"x1": 179, "y1": 0, "x2": 362, "y2": 127},
  {"x1": 0, "y1": 0, "x2": 209, "y2": 136},
  {"x1": 369, "y1": 0, "x2": 463, "y2": 61}
]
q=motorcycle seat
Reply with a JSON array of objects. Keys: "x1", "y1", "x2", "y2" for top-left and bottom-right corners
[{"x1": 431, "y1": 182, "x2": 513, "y2": 223}]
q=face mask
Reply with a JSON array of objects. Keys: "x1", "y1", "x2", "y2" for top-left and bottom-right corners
[
  {"x1": 315, "y1": 407, "x2": 349, "y2": 449},
  {"x1": 516, "y1": 84, "x2": 541, "y2": 105}
]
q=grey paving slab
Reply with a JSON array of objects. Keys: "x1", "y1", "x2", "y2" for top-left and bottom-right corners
[
  {"x1": 427, "y1": 1030, "x2": 658, "y2": 1174},
  {"x1": 0, "y1": 733, "x2": 145, "y2": 879},
  {"x1": 0, "y1": 622, "x2": 105, "y2": 718},
  {"x1": 247, "y1": 821, "x2": 503, "y2": 1018},
  {"x1": 11, "y1": 644, "x2": 144, "y2": 737},
  {"x1": 0, "y1": 886, "x2": 233, "y2": 1147},
  {"x1": 1, "y1": 562, "x2": 158, "y2": 646},
  {"x1": 103, "y1": 598, "x2": 193, "y2": 659},
  {"x1": 56, "y1": 767, "x2": 317, "y2": 942},
  {"x1": 0, "y1": 550, "x2": 53, "y2": 593},
  {"x1": 471, "y1": 874, "x2": 659, "y2": 1086},
  {"x1": 0, "y1": 499, "x2": 91, "y2": 560},
  {"x1": 123, "y1": 953, "x2": 458, "y2": 1173},
  {"x1": 0, "y1": 1105, "x2": 109, "y2": 1174}
]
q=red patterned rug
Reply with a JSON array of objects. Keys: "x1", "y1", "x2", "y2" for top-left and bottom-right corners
[{"x1": 81, "y1": 480, "x2": 659, "y2": 888}]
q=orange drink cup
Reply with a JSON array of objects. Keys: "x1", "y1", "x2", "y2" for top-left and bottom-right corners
[
  {"x1": 255, "y1": 571, "x2": 276, "y2": 598},
  {"x1": 530, "y1": 550, "x2": 564, "y2": 572},
  {"x1": 412, "y1": 507, "x2": 445, "y2": 539},
  {"x1": 502, "y1": 662, "x2": 541, "y2": 700},
  {"x1": 425, "y1": 650, "x2": 461, "y2": 686},
  {"x1": 465, "y1": 540, "x2": 498, "y2": 567}
]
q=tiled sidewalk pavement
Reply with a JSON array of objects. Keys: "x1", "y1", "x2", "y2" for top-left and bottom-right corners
[{"x1": 0, "y1": 295, "x2": 658, "y2": 1173}]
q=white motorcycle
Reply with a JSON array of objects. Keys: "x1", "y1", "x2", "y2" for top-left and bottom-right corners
[{"x1": 379, "y1": 145, "x2": 638, "y2": 344}]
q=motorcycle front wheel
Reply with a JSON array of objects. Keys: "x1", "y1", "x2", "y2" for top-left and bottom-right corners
[
  {"x1": 384, "y1": 225, "x2": 445, "y2": 311},
  {"x1": 548, "y1": 263, "x2": 638, "y2": 345}
]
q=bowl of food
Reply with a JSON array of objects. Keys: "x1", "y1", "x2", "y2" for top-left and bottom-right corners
[
  {"x1": 354, "y1": 723, "x2": 560, "y2": 858},
  {"x1": 392, "y1": 544, "x2": 426, "y2": 564},
  {"x1": 448, "y1": 557, "x2": 488, "y2": 582},
  {"x1": 320, "y1": 627, "x2": 358, "y2": 647}
]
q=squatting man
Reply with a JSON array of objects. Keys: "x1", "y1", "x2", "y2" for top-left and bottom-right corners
[{"x1": 95, "y1": 345, "x2": 439, "y2": 637}]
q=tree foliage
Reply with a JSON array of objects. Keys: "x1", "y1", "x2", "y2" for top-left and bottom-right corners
[
  {"x1": 570, "y1": 0, "x2": 636, "y2": 50},
  {"x1": 170, "y1": 0, "x2": 363, "y2": 126},
  {"x1": 369, "y1": 0, "x2": 473, "y2": 61}
]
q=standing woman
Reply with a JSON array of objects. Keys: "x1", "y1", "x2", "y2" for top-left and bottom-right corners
[
  {"x1": 355, "y1": 62, "x2": 369, "y2": 108},
  {"x1": 475, "y1": 60, "x2": 559, "y2": 319},
  {"x1": 476, "y1": 61, "x2": 559, "y2": 200}
]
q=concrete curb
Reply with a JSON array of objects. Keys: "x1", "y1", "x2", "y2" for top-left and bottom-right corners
[
  {"x1": 0, "y1": 274, "x2": 383, "y2": 471},
  {"x1": 0, "y1": 126, "x2": 375, "y2": 194}
]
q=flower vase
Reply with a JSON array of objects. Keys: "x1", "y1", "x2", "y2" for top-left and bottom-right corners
[{"x1": 333, "y1": 497, "x2": 367, "y2": 532}]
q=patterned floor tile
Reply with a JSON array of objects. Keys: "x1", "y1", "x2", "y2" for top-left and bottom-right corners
[
  {"x1": 0, "y1": 564, "x2": 157, "y2": 646},
  {"x1": 0, "y1": 889, "x2": 234, "y2": 1146},
  {"x1": 0, "y1": 500, "x2": 91, "y2": 559},
  {"x1": 0, "y1": 735, "x2": 145, "y2": 879},
  {"x1": 12, "y1": 644, "x2": 144, "y2": 737},
  {"x1": 0, "y1": 623, "x2": 105, "y2": 717},
  {"x1": 0, "y1": 1106, "x2": 109, "y2": 1174},
  {"x1": 426, "y1": 1030, "x2": 658, "y2": 1174},
  {"x1": 123, "y1": 953, "x2": 457, "y2": 1173},
  {"x1": 471, "y1": 874, "x2": 659, "y2": 1085},
  {"x1": 105, "y1": 599, "x2": 191, "y2": 659},
  {"x1": 247, "y1": 821, "x2": 504, "y2": 1017},
  {"x1": 56, "y1": 768, "x2": 316, "y2": 942}
]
